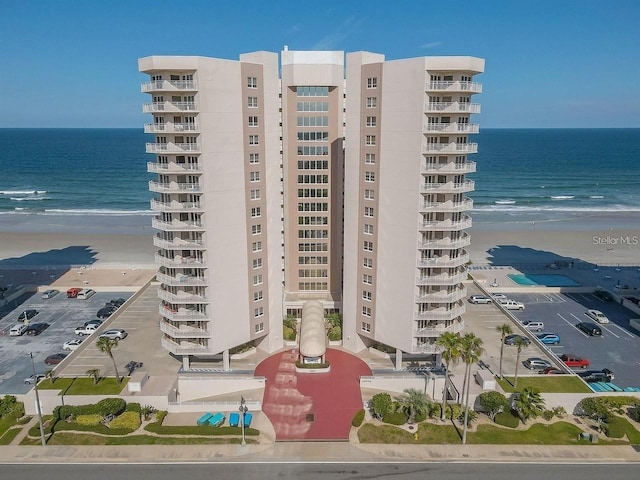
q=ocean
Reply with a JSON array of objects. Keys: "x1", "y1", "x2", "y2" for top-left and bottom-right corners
[{"x1": 0, "y1": 128, "x2": 639, "y2": 223}]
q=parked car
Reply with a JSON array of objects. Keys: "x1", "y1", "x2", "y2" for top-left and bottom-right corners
[
  {"x1": 75, "y1": 324, "x2": 99, "y2": 336},
  {"x1": 522, "y1": 321, "x2": 544, "y2": 332},
  {"x1": 593, "y1": 290, "x2": 612, "y2": 301},
  {"x1": 96, "y1": 305, "x2": 118, "y2": 319},
  {"x1": 63, "y1": 338, "x2": 84, "y2": 351},
  {"x1": 66, "y1": 287, "x2": 81, "y2": 298},
  {"x1": 107, "y1": 298, "x2": 126, "y2": 308},
  {"x1": 468, "y1": 295, "x2": 492, "y2": 304},
  {"x1": 523, "y1": 357, "x2": 552, "y2": 370},
  {"x1": 491, "y1": 293, "x2": 507, "y2": 300},
  {"x1": 99, "y1": 329, "x2": 128, "y2": 340},
  {"x1": 9, "y1": 324, "x2": 28, "y2": 336},
  {"x1": 44, "y1": 353, "x2": 68, "y2": 365},
  {"x1": 536, "y1": 332, "x2": 560, "y2": 345},
  {"x1": 41, "y1": 289, "x2": 60, "y2": 299},
  {"x1": 24, "y1": 374, "x2": 45, "y2": 385},
  {"x1": 576, "y1": 322, "x2": 602, "y2": 336},
  {"x1": 25, "y1": 322, "x2": 50, "y2": 336},
  {"x1": 560, "y1": 354, "x2": 590, "y2": 369},
  {"x1": 586, "y1": 309, "x2": 610, "y2": 324},
  {"x1": 77, "y1": 288, "x2": 96, "y2": 299},
  {"x1": 84, "y1": 319, "x2": 104, "y2": 327},
  {"x1": 504, "y1": 334, "x2": 531, "y2": 346},
  {"x1": 501, "y1": 300, "x2": 525, "y2": 310},
  {"x1": 578, "y1": 369, "x2": 615, "y2": 383},
  {"x1": 17, "y1": 309, "x2": 38, "y2": 322},
  {"x1": 539, "y1": 367, "x2": 564, "y2": 375}
]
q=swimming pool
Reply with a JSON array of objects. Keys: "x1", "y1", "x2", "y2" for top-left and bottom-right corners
[{"x1": 507, "y1": 274, "x2": 581, "y2": 287}]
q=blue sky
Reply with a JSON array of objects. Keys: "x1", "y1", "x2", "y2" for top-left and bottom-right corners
[{"x1": 1, "y1": 0, "x2": 639, "y2": 128}]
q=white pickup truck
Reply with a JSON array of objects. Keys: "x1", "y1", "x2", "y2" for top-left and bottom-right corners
[
  {"x1": 500, "y1": 299, "x2": 525, "y2": 310},
  {"x1": 74, "y1": 324, "x2": 99, "y2": 336}
]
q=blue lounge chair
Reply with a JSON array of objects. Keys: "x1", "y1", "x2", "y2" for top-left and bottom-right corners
[
  {"x1": 197, "y1": 412, "x2": 213, "y2": 426},
  {"x1": 609, "y1": 384, "x2": 623, "y2": 392},
  {"x1": 243, "y1": 412, "x2": 253, "y2": 427},
  {"x1": 229, "y1": 412, "x2": 240, "y2": 427},
  {"x1": 208, "y1": 412, "x2": 225, "y2": 427}
]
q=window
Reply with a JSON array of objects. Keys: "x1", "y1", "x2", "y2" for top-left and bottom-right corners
[
  {"x1": 249, "y1": 135, "x2": 259, "y2": 145},
  {"x1": 251, "y1": 207, "x2": 261, "y2": 218},
  {"x1": 364, "y1": 206, "x2": 374, "y2": 217},
  {"x1": 254, "y1": 290, "x2": 263, "y2": 301},
  {"x1": 365, "y1": 171, "x2": 375, "y2": 182},
  {"x1": 253, "y1": 274, "x2": 263, "y2": 285},
  {"x1": 365, "y1": 153, "x2": 376, "y2": 165},
  {"x1": 250, "y1": 171, "x2": 260, "y2": 182},
  {"x1": 364, "y1": 189, "x2": 375, "y2": 200},
  {"x1": 254, "y1": 322, "x2": 264, "y2": 333},
  {"x1": 297, "y1": 131, "x2": 329, "y2": 142},
  {"x1": 364, "y1": 224, "x2": 374, "y2": 235},
  {"x1": 365, "y1": 135, "x2": 376, "y2": 146},
  {"x1": 297, "y1": 145, "x2": 329, "y2": 156},
  {"x1": 366, "y1": 116, "x2": 377, "y2": 127},
  {"x1": 251, "y1": 224, "x2": 262, "y2": 235},
  {"x1": 250, "y1": 189, "x2": 261, "y2": 200},
  {"x1": 367, "y1": 77, "x2": 377, "y2": 89},
  {"x1": 362, "y1": 290, "x2": 372, "y2": 301},
  {"x1": 252, "y1": 258, "x2": 263, "y2": 269},
  {"x1": 363, "y1": 257, "x2": 373, "y2": 268},
  {"x1": 296, "y1": 86, "x2": 329, "y2": 97},
  {"x1": 362, "y1": 306, "x2": 372, "y2": 317},
  {"x1": 249, "y1": 153, "x2": 259, "y2": 164},
  {"x1": 254, "y1": 307, "x2": 264, "y2": 318},
  {"x1": 363, "y1": 241, "x2": 373, "y2": 252},
  {"x1": 361, "y1": 322, "x2": 371, "y2": 333},
  {"x1": 296, "y1": 101, "x2": 329, "y2": 112},
  {"x1": 248, "y1": 96, "x2": 258, "y2": 108},
  {"x1": 366, "y1": 97, "x2": 377, "y2": 108},
  {"x1": 247, "y1": 77, "x2": 257, "y2": 88},
  {"x1": 252, "y1": 241, "x2": 262, "y2": 252},
  {"x1": 363, "y1": 274, "x2": 373, "y2": 285},
  {"x1": 248, "y1": 116, "x2": 259, "y2": 127},
  {"x1": 297, "y1": 116, "x2": 329, "y2": 127}
]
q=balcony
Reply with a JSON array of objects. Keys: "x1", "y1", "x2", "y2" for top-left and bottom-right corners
[
  {"x1": 423, "y1": 123, "x2": 480, "y2": 134},
  {"x1": 144, "y1": 123, "x2": 199, "y2": 134},
  {"x1": 159, "y1": 305, "x2": 208, "y2": 321},
  {"x1": 415, "y1": 305, "x2": 465, "y2": 321},
  {"x1": 419, "y1": 234, "x2": 471, "y2": 250},
  {"x1": 153, "y1": 236, "x2": 205, "y2": 250},
  {"x1": 421, "y1": 161, "x2": 476, "y2": 174},
  {"x1": 142, "y1": 101, "x2": 198, "y2": 113},
  {"x1": 141, "y1": 79, "x2": 197, "y2": 92},
  {"x1": 417, "y1": 253, "x2": 470, "y2": 268},
  {"x1": 422, "y1": 142, "x2": 478, "y2": 154},
  {"x1": 419, "y1": 199, "x2": 474, "y2": 213},
  {"x1": 425, "y1": 102, "x2": 481, "y2": 114},
  {"x1": 416, "y1": 271, "x2": 467, "y2": 285},
  {"x1": 148, "y1": 162, "x2": 201, "y2": 174},
  {"x1": 146, "y1": 142, "x2": 201, "y2": 154},
  {"x1": 156, "y1": 272, "x2": 207, "y2": 287},
  {"x1": 149, "y1": 181, "x2": 202, "y2": 194},
  {"x1": 419, "y1": 216, "x2": 472, "y2": 232},
  {"x1": 160, "y1": 321, "x2": 209, "y2": 339},
  {"x1": 155, "y1": 254, "x2": 206, "y2": 268},
  {"x1": 161, "y1": 337, "x2": 208, "y2": 355},
  {"x1": 151, "y1": 199, "x2": 203, "y2": 213},
  {"x1": 157, "y1": 288, "x2": 209, "y2": 304},
  {"x1": 410, "y1": 343, "x2": 442, "y2": 354},
  {"x1": 416, "y1": 286, "x2": 467, "y2": 303},
  {"x1": 420, "y1": 181, "x2": 475, "y2": 194},
  {"x1": 413, "y1": 320, "x2": 465, "y2": 336},
  {"x1": 152, "y1": 218, "x2": 205, "y2": 231},
  {"x1": 426, "y1": 81, "x2": 482, "y2": 93}
]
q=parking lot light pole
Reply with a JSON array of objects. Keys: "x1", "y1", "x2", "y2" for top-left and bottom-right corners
[
  {"x1": 240, "y1": 396, "x2": 248, "y2": 446},
  {"x1": 29, "y1": 352, "x2": 46, "y2": 446}
]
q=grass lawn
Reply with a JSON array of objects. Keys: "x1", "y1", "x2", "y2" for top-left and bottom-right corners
[
  {"x1": 21, "y1": 432, "x2": 257, "y2": 446},
  {"x1": 0, "y1": 427, "x2": 22, "y2": 445},
  {"x1": 497, "y1": 376, "x2": 591, "y2": 393},
  {"x1": 37, "y1": 377, "x2": 128, "y2": 395},
  {"x1": 358, "y1": 422, "x2": 462, "y2": 444},
  {"x1": 468, "y1": 421, "x2": 596, "y2": 444},
  {"x1": 605, "y1": 416, "x2": 640, "y2": 444},
  {"x1": 0, "y1": 416, "x2": 17, "y2": 437}
]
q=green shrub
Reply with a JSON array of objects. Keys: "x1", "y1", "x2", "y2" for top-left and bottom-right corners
[
  {"x1": 478, "y1": 391, "x2": 509, "y2": 421},
  {"x1": 629, "y1": 406, "x2": 640, "y2": 422},
  {"x1": 352, "y1": 409, "x2": 365, "y2": 427},
  {"x1": 382, "y1": 411, "x2": 408, "y2": 425},
  {"x1": 542, "y1": 409, "x2": 554, "y2": 421},
  {"x1": 495, "y1": 412, "x2": 520, "y2": 428},
  {"x1": 109, "y1": 411, "x2": 141, "y2": 431},
  {"x1": 328, "y1": 325, "x2": 342, "y2": 341},
  {"x1": 370, "y1": 393, "x2": 392, "y2": 420},
  {"x1": 446, "y1": 404, "x2": 461, "y2": 421},
  {"x1": 17, "y1": 416, "x2": 32, "y2": 425},
  {"x1": 125, "y1": 402, "x2": 142, "y2": 413},
  {"x1": 414, "y1": 410, "x2": 427, "y2": 423},
  {"x1": 553, "y1": 406, "x2": 566, "y2": 418},
  {"x1": 76, "y1": 414, "x2": 103, "y2": 426},
  {"x1": 283, "y1": 326, "x2": 295, "y2": 341},
  {"x1": 0, "y1": 396, "x2": 24, "y2": 420},
  {"x1": 602, "y1": 417, "x2": 626, "y2": 438},
  {"x1": 430, "y1": 403, "x2": 442, "y2": 418},
  {"x1": 458, "y1": 408, "x2": 478, "y2": 426},
  {"x1": 283, "y1": 315, "x2": 297, "y2": 330},
  {"x1": 96, "y1": 398, "x2": 126, "y2": 417},
  {"x1": 156, "y1": 411, "x2": 168, "y2": 425},
  {"x1": 295, "y1": 361, "x2": 330, "y2": 369}
]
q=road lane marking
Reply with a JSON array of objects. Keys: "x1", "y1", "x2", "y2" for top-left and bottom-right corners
[
  {"x1": 613, "y1": 324, "x2": 636, "y2": 338},
  {"x1": 599, "y1": 324, "x2": 620, "y2": 339}
]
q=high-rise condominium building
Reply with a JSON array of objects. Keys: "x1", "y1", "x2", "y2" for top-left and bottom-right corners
[{"x1": 139, "y1": 49, "x2": 483, "y2": 369}]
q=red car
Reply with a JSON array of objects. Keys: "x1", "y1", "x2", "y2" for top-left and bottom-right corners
[
  {"x1": 560, "y1": 354, "x2": 590, "y2": 369},
  {"x1": 67, "y1": 287, "x2": 81, "y2": 298}
]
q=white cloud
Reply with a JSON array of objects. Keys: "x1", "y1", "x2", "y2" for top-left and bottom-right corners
[
  {"x1": 421, "y1": 41, "x2": 443, "y2": 49},
  {"x1": 311, "y1": 16, "x2": 364, "y2": 50}
]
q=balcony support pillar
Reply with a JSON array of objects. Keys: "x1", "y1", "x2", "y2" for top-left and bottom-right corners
[
  {"x1": 182, "y1": 354, "x2": 191, "y2": 371},
  {"x1": 394, "y1": 348, "x2": 403, "y2": 371},
  {"x1": 223, "y1": 349, "x2": 230, "y2": 371}
]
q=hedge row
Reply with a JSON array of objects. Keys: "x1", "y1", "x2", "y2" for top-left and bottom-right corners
[
  {"x1": 144, "y1": 422, "x2": 259, "y2": 436},
  {"x1": 352, "y1": 409, "x2": 365, "y2": 427}
]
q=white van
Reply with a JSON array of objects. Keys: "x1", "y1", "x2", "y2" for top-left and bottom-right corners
[
  {"x1": 77, "y1": 289, "x2": 96, "y2": 300},
  {"x1": 10, "y1": 324, "x2": 28, "y2": 336}
]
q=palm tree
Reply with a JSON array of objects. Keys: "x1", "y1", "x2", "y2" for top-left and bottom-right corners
[
  {"x1": 496, "y1": 323, "x2": 513, "y2": 380},
  {"x1": 86, "y1": 368, "x2": 100, "y2": 385},
  {"x1": 459, "y1": 333, "x2": 484, "y2": 444},
  {"x1": 396, "y1": 388, "x2": 432, "y2": 424},
  {"x1": 513, "y1": 336, "x2": 527, "y2": 389},
  {"x1": 96, "y1": 337, "x2": 122, "y2": 383},
  {"x1": 513, "y1": 387, "x2": 545, "y2": 423},
  {"x1": 436, "y1": 332, "x2": 461, "y2": 420}
]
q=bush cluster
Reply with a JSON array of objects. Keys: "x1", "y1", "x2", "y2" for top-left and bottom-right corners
[
  {"x1": 629, "y1": 406, "x2": 640, "y2": 422},
  {"x1": 295, "y1": 361, "x2": 330, "y2": 369},
  {"x1": 351, "y1": 409, "x2": 365, "y2": 427},
  {"x1": 76, "y1": 414, "x2": 103, "y2": 426},
  {"x1": 327, "y1": 325, "x2": 342, "y2": 341},
  {"x1": 495, "y1": 411, "x2": 520, "y2": 428},
  {"x1": 283, "y1": 326, "x2": 296, "y2": 341},
  {"x1": 54, "y1": 398, "x2": 127, "y2": 421},
  {"x1": 382, "y1": 411, "x2": 408, "y2": 425},
  {"x1": 125, "y1": 402, "x2": 142, "y2": 413},
  {"x1": 0, "y1": 396, "x2": 24, "y2": 420},
  {"x1": 109, "y1": 411, "x2": 141, "y2": 431}
]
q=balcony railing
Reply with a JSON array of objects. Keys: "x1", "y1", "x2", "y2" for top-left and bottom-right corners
[
  {"x1": 149, "y1": 181, "x2": 202, "y2": 193},
  {"x1": 423, "y1": 123, "x2": 480, "y2": 134},
  {"x1": 413, "y1": 321, "x2": 465, "y2": 336},
  {"x1": 415, "y1": 305, "x2": 465, "y2": 321},
  {"x1": 145, "y1": 142, "x2": 201, "y2": 154},
  {"x1": 427, "y1": 81, "x2": 482, "y2": 93},
  {"x1": 421, "y1": 161, "x2": 476, "y2": 174},
  {"x1": 150, "y1": 199, "x2": 203, "y2": 213},
  {"x1": 160, "y1": 321, "x2": 209, "y2": 339},
  {"x1": 416, "y1": 286, "x2": 467, "y2": 303},
  {"x1": 144, "y1": 123, "x2": 199, "y2": 134},
  {"x1": 158, "y1": 288, "x2": 208, "y2": 304},
  {"x1": 141, "y1": 79, "x2": 197, "y2": 92},
  {"x1": 420, "y1": 181, "x2": 475, "y2": 194},
  {"x1": 154, "y1": 236, "x2": 205, "y2": 250},
  {"x1": 155, "y1": 254, "x2": 206, "y2": 268},
  {"x1": 142, "y1": 102, "x2": 198, "y2": 113},
  {"x1": 419, "y1": 217, "x2": 472, "y2": 232},
  {"x1": 148, "y1": 162, "x2": 201, "y2": 174},
  {"x1": 417, "y1": 253, "x2": 470, "y2": 268},
  {"x1": 419, "y1": 234, "x2": 471, "y2": 250},
  {"x1": 410, "y1": 343, "x2": 442, "y2": 354},
  {"x1": 156, "y1": 272, "x2": 207, "y2": 287},
  {"x1": 422, "y1": 142, "x2": 478, "y2": 154},
  {"x1": 425, "y1": 102, "x2": 481, "y2": 114},
  {"x1": 161, "y1": 337, "x2": 208, "y2": 355},
  {"x1": 159, "y1": 305, "x2": 208, "y2": 321},
  {"x1": 416, "y1": 272, "x2": 467, "y2": 285},
  {"x1": 419, "y1": 199, "x2": 473, "y2": 213},
  {"x1": 152, "y1": 218, "x2": 205, "y2": 231}
]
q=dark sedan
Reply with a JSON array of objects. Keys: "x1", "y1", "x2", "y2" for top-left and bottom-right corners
[
  {"x1": 96, "y1": 305, "x2": 118, "y2": 319},
  {"x1": 504, "y1": 334, "x2": 531, "y2": 346},
  {"x1": 44, "y1": 353, "x2": 68, "y2": 365},
  {"x1": 25, "y1": 322, "x2": 50, "y2": 336}
]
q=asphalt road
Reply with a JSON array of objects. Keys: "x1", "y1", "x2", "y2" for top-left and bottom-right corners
[{"x1": 0, "y1": 463, "x2": 637, "y2": 480}]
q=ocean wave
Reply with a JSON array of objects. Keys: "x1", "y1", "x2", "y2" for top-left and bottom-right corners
[
  {"x1": 495, "y1": 199, "x2": 516, "y2": 205},
  {"x1": 42, "y1": 208, "x2": 154, "y2": 216},
  {"x1": 473, "y1": 204, "x2": 640, "y2": 213},
  {"x1": 590, "y1": 195, "x2": 604, "y2": 199},
  {"x1": 550, "y1": 195, "x2": 575, "y2": 200},
  {"x1": 10, "y1": 196, "x2": 50, "y2": 201},
  {"x1": 0, "y1": 190, "x2": 47, "y2": 195}
]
